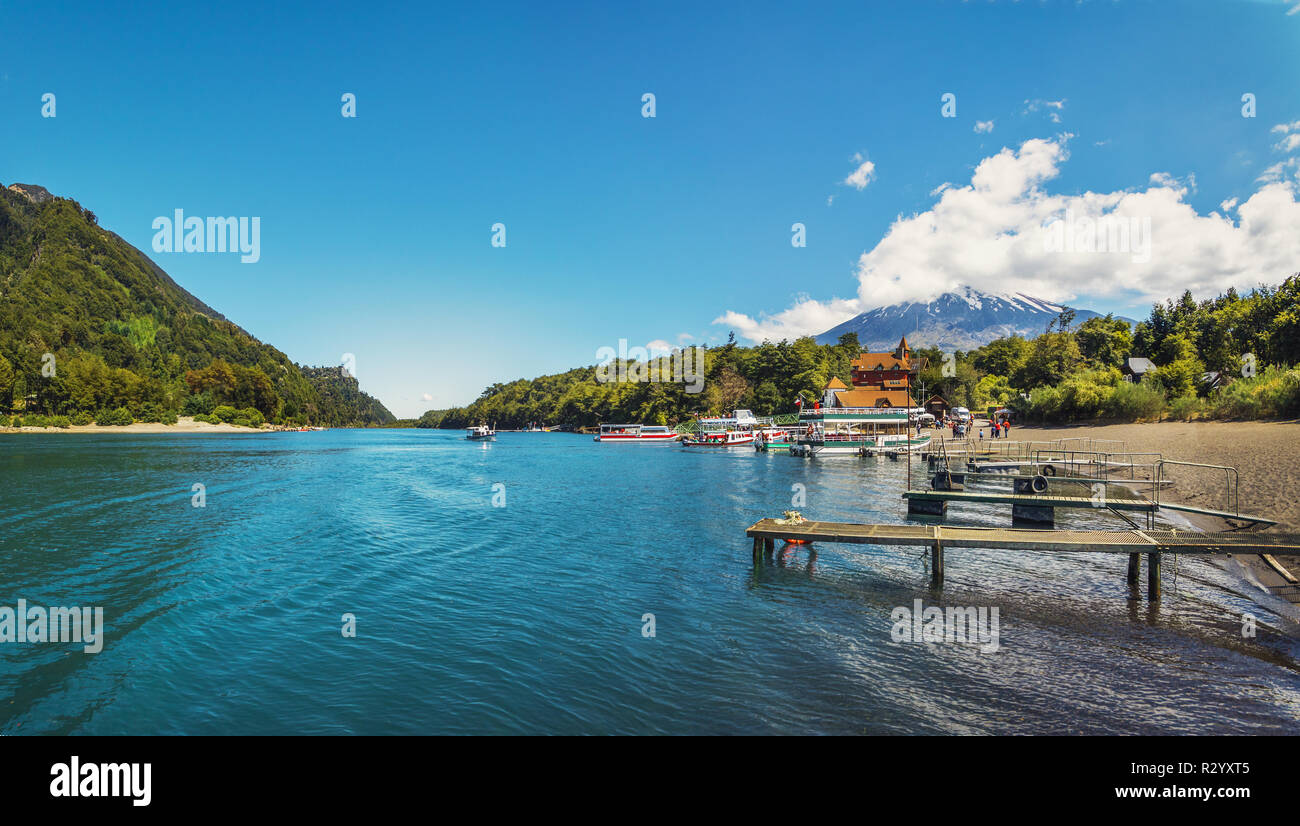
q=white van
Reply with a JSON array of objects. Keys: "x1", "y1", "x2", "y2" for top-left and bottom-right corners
[{"x1": 952, "y1": 407, "x2": 971, "y2": 423}]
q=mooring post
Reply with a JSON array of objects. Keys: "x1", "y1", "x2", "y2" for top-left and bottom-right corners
[
  {"x1": 1127, "y1": 552, "x2": 1140, "y2": 586},
  {"x1": 763, "y1": 537, "x2": 775, "y2": 555},
  {"x1": 1147, "y1": 552, "x2": 1162, "y2": 601},
  {"x1": 931, "y1": 541, "x2": 944, "y2": 588},
  {"x1": 752, "y1": 536, "x2": 763, "y2": 563}
]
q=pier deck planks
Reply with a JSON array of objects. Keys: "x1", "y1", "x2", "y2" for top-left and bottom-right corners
[{"x1": 745, "y1": 519, "x2": 1300, "y2": 554}]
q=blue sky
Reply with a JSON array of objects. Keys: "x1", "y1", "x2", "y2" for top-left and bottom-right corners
[{"x1": 3, "y1": 0, "x2": 1299, "y2": 416}]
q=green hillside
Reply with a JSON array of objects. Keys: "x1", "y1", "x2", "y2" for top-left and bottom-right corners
[{"x1": 0, "y1": 183, "x2": 394, "y2": 426}]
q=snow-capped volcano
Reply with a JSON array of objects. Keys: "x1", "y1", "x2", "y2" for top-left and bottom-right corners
[{"x1": 815, "y1": 287, "x2": 1133, "y2": 350}]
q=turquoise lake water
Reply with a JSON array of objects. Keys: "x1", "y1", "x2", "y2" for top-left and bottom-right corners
[{"x1": 1, "y1": 429, "x2": 1297, "y2": 734}]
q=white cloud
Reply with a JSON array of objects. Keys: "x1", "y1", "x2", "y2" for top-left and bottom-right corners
[
  {"x1": 1273, "y1": 120, "x2": 1300, "y2": 152},
  {"x1": 974, "y1": 120, "x2": 994, "y2": 134},
  {"x1": 713, "y1": 296, "x2": 861, "y2": 345},
  {"x1": 1148, "y1": 171, "x2": 1197, "y2": 194},
  {"x1": 646, "y1": 339, "x2": 673, "y2": 357},
  {"x1": 717, "y1": 136, "x2": 1300, "y2": 343},
  {"x1": 1024, "y1": 98, "x2": 1065, "y2": 124},
  {"x1": 422, "y1": 392, "x2": 433, "y2": 401},
  {"x1": 843, "y1": 153, "x2": 876, "y2": 190},
  {"x1": 1258, "y1": 158, "x2": 1300, "y2": 183},
  {"x1": 1261, "y1": 122, "x2": 1300, "y2": 180}
]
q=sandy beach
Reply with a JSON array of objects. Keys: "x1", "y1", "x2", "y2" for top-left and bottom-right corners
[
  {"x1": 942, "y1": 419, "x2": 1300, "y2": 598},
  {"x1": 0, "y1": 416, "x2": 273, "y2": 435},
  {"x1": 962, "y1": 420, "x2": 1300, "y2": 528}
]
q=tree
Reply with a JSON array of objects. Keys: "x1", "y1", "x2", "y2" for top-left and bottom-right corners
[
  {"x1": 0, "y1": 354, "x2": 12, "y2": 413},
  {"x1": 703, "y1": 365, "x2": 750, "y2": 415},
  {"x1": 1013, "y1": 332, "x2": 1083, "y2": 390},
  {"x1": 1075, "y1": 314, "x2": 1132, "y2": 368},
  {"x1": 971, "y1": 336, "x2": 1031, "y2": 378}
]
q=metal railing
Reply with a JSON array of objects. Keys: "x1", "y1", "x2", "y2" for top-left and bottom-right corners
[{"x1": 1154, "y1": 459, "x2": 1240, "y2": 516}]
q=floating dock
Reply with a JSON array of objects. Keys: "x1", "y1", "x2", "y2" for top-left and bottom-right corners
[{"x1": 745, "y1": 518, "x2": 1300, "y2": 600}]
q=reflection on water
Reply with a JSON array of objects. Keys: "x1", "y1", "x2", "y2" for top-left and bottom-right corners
[{"x1": 0, "y1": 430, "x2": 1296, "y2": 734}]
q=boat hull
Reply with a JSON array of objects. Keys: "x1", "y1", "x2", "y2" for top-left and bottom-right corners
[
  {"x1": 792, "y1": 434, "x2": 931, "y2": 456},
  {"x1": 682, "y1": 434, "x2": 755, "y2": 447}
]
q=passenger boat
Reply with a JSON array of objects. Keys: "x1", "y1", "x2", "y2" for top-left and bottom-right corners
[
  {"x1": 594, "y1": 424, "x2": 679, "y2": 443},
  {"x1": 466, "y1": 424, "x2": 496, "y2": 441},
  {"x1": 789, "y1": 407, "x2": 931, "y2": 456},
  {"x1": 681, "y1": 409, "x2": 760, "y2": 448},
  {"x1": 753, "y1": 427, "x2": 794, "y2": 451}
]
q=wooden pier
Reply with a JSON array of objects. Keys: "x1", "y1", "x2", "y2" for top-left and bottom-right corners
[{"x1": 746, "y1": 518, "x2": 1300, "y2": 600}]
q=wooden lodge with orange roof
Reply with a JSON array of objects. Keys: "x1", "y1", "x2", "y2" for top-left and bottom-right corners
[{"x1": 819, "y1": 336, "x2": 923, "y2": 409}]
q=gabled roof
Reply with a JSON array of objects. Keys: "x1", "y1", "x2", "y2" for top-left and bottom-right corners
[
  {"x1": 1126, "y1": 357, "x2": 1156, "y2": 374},
  {"x1": 851, "y1": 353, "x2": 909, "y2": 372},
  {"x1": 825, "y1": 376, "x2": 848, "y2": 390},
  {"x1": 835, "y1": 388, "x2": 914, "y2": 408}
]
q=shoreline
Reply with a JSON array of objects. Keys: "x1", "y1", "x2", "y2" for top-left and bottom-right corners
[{"x1": 1, "y1": 416, "x2": 283, "y2": 435}]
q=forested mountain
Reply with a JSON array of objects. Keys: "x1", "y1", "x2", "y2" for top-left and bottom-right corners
[
  {"x1": 300, "y1": 367, "x2": 397, "y2": 427},
  {"x1": 0, "y1": 183, "x2": 394, "y2": 426}
]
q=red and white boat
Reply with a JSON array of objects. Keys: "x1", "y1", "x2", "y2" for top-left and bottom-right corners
[
  {"x1": 594, "y1": 424, "x2": 679, "y2": 443},
  {"x1": 681, "y1": 409, "x2": 759, "y2": 448}
]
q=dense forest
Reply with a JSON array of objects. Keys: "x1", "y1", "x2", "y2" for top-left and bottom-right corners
[
  {"x1": 420, "y1": 275, "x2": 1300, "y2": 429},
  {"x1": 0, "y1": 184, "x2": 394, "y2": 427}
]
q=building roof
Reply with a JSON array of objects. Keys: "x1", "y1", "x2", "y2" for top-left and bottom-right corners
[
  {"x1": 851, "y1": 354, "x2": 910, "y2": 372},
  {"x1": 850, "y1": 338, "x2": 918, "y2": 374},
  {"x1": 835, "y1": 388, "x2": 914, "y2": 408},
  {"x1": 825, "y1": 376, "x2": 848, "y2": 390},
  {"x1": 1126, "y1": 357, "x2": 1156, "y2": 374}
]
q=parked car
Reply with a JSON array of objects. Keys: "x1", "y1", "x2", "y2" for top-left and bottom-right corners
[{"x1": 953, "y1": 407, "x2": 971, "y2": 423}]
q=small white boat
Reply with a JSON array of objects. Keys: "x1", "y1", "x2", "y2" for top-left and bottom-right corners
[
  {"x1": 466, "y1": 424, "x2": 496, "y2": 441},
  {"x1": 595, "y1": 424, "x2": 679, "y2": 443},
  {"x1": 790, "y1": 407, "x2": 930, "y2": 456},
  {"x1": 682, "y1": 409, "x2": 760, "y2": 448}
]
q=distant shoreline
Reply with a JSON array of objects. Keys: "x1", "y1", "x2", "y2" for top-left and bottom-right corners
[{"x1": 0, "y1": 416, "x2": 279, "y2": 435}]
